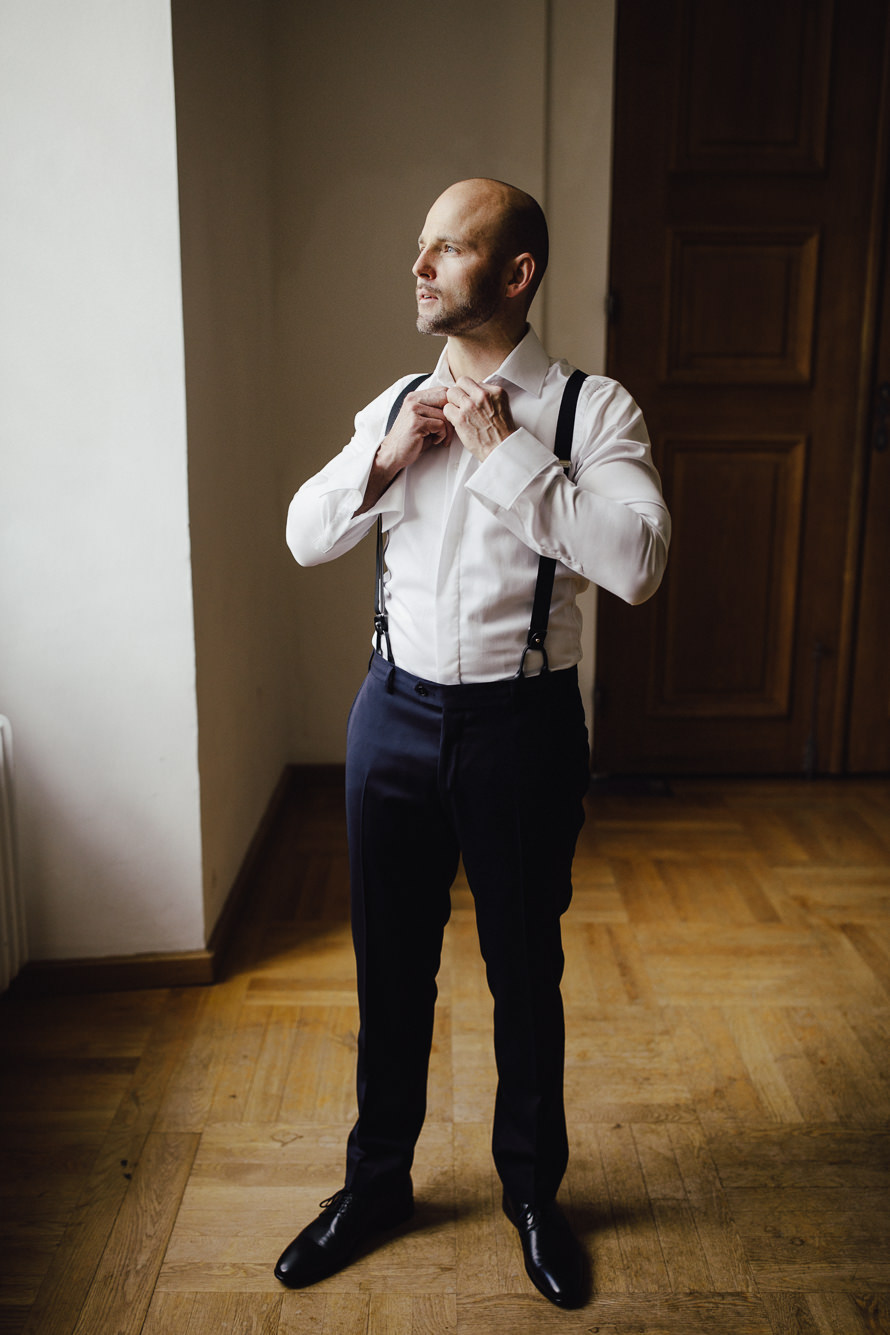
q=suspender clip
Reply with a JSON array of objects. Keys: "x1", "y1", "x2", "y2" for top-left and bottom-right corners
[
  {"x1": 374, "y1": 612, "x2": 394, "y2": 663},
  {"x1": 517, "y1": 630, "x2": 550, "y2": 677}
]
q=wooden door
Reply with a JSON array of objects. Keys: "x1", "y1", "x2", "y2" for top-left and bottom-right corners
[
  {"x1": 847, "y1": 222, "x2": 890, "y2": 772},
  {"x1": 595, "y1": 0, "x2": 890, "y2": 775}
]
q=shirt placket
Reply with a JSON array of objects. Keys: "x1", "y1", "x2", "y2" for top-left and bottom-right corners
[{"x1": 433, "y1": 438, "x2": 475, "y2": 682}]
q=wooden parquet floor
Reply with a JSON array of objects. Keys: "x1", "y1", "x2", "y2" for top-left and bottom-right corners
[{"x1": 2, "y1": 775, "x2": 889, "y2": 1334}]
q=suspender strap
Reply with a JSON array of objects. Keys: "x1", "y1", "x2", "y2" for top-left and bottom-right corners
[
  {"x1": 374, "y1": 374, "x2": 429, "y2": 661},
  {"x1": 518, "y1": 369, "x2": 588, "y2": 676}
]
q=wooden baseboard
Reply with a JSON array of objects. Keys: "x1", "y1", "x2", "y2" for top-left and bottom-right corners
[
  {"x1": 7, "y1": 764, "x2": 332, "y2": 999},
  {"x1": 203, "y1": 763, "x2": 297, "y2": 980},
  {"x1": 8, "y1": 949, "x2": 215, "y2": 997}
]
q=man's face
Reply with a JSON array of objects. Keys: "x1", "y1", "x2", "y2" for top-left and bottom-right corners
[{"x1": 413, "y1": 185, "x2": 509, "y2": 337}]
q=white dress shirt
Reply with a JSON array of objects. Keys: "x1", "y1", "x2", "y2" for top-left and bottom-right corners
[{"x1": 287, "y1": 327, "x2": 670, "y2": 684}]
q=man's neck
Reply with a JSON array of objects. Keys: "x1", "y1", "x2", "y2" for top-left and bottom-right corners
[{"x1": 445, "y1": 322, "x2": 528, "y2": 383}]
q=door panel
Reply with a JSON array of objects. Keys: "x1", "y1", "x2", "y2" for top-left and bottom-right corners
[
  {"x1": 596, "y1": 0, "x2": 889, "y2": 774},
  {"x1": 673, "y1": 0, "x2": 833, "y2": 175},
  {"x1": 847, "y1": 227, "x2": 890, "y2": 771},
  {"x1": 663, "y1": 228, "x2": 819, "y2": 384},
  {"x1": 654, "y1": 436, "x2": 806, "y2": 718}
]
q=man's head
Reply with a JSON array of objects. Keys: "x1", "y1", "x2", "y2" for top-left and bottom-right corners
[{"x1": 413, "y1": 179, "x2": 548, "y2": 339}]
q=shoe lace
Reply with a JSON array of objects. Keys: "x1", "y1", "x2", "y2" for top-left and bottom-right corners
[
  {"x1": 507, "y1": 1197, "x2": 546, "y2": 1230},
  {"x1": 318, "y1": 1189, "x2": 352, "y2": 1213}
]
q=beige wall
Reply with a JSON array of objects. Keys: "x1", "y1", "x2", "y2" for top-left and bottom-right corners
[
  {"x1": 276, "y1": 0, "x2": 616, "y2": 761},
  {"x1": 173, "y1": 0, "x2": 618, "y2": 931},
  {"x1": 548, "y1": 0, "x2": 617, "y2": 718},
  {"x1": 172, "y1": 0, "x2": 297, "y2": 935}
]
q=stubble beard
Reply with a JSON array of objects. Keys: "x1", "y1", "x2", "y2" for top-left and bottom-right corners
[{"x1": 416, "y1": 272, "x2": 503, "y2": 337}]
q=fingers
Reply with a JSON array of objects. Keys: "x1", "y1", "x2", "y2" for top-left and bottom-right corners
[
  {"x1": 408, "y1": 387, "x2": 449, "y2": 408},
  {"x1": 406, "y1": 381, "x2": 492, "y2": 410},
  {"x1": 448, "y1": 376, "x2": 483, "y2": 401},
  {"x1": 409, "y1": 403, "x2": 452, "y2": 446},
  {"x1": 385, "y1": 392, "x2": 453, "y2": 464},
  {"x1": 442, "y1": 376, "x2": 507, "y2": 421},
  {"x1": 445, "y1": 378, "x2": 510, "y2": 417},
  {"x1": 447, "y1": 376, "x2": 503, "y2": 402},
  {"x1": 402, "y1": 387, "x2": 450, "y2": 427},
  {"x1": 415, "y1": 412, "x2": 450, "y2": 447},
  {"x1": 442, "y1": 379, "x2": 514, "y2": 461}
]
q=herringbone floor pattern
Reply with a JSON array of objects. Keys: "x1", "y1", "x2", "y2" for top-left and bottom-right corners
[{"x1": 1, "y1": 775, "x2": 889, "y2": 1333}]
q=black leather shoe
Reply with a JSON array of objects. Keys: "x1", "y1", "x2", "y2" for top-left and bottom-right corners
[
  {"x1": 503, "y1": 1193, "x2": 586, "y2": 1308},
  {"x1": 274, "y1": 1183, "x2": 414, "y2": 1288}
]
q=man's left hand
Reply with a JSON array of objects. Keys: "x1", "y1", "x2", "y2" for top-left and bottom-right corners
[{"x1": 443, "y1": 379, "x2": 515, "y2": 462}]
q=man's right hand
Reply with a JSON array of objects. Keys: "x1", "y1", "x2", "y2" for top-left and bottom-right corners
[
  {"x1": 378, "y1": 388, "x2": 452, "y2": 471},
  {"x1": 356, "y1": 389, "x2": 452, "y2": 514}
]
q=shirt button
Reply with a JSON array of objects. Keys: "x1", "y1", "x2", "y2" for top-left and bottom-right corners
[{"x1": 415, "y1": 683, "x2": 429, "y2": 697}]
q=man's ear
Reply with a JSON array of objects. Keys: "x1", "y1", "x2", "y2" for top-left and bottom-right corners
[{"x1": 504, "y1": 253, "x2": 536, "y2": 301}]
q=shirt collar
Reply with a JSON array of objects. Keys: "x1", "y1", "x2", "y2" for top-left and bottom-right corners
[{"x1": 432, "y1": 325, "x2": 550, "y2": 398}]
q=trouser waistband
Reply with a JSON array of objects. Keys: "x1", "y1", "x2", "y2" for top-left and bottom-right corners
[{"x1": 367, "y1": 650, "x2": 579, "y2": 709}]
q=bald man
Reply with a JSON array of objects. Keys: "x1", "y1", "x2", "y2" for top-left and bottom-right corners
[{"x1": 276, "y1": 179, "x2": 670, "y2": 1308}]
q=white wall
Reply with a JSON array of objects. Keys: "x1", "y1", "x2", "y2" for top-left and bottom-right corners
[
  {"x1": 0, "y1": 0, "x2": 204, "y2": 959},
  {"x1": 275, "y1": 0, "x2": 616, "y2": 761}
]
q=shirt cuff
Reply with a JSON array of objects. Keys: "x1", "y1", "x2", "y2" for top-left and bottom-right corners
[
  {"x1": 359, "y1": 466, "x2": 407, "y2": 529},
  {"x1": 464, "y1": 427, "x2": 556, "y2": 510},
  {"x1": 316, "y1": 454, "x2": 407, "y2": 548}
]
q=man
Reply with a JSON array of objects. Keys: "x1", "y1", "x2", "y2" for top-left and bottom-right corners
[{"x1": 276, "y1": 178, "x2": 669, "y2": 1308}]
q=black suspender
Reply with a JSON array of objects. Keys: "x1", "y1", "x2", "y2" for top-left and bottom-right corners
[
  {"x1": 373, "y1": 368, "x2": 588, "y2": 673},
  {"x1": 517, "y1": 368, "x2": 587, "y2": 676},
  {"x1": 374, "y1": 375, "x2": 428, "y2": 662}
]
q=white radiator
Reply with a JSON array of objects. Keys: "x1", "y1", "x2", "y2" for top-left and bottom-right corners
[{"x1": 0, "y1": 716, "x2": 27, "y2": 991}]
